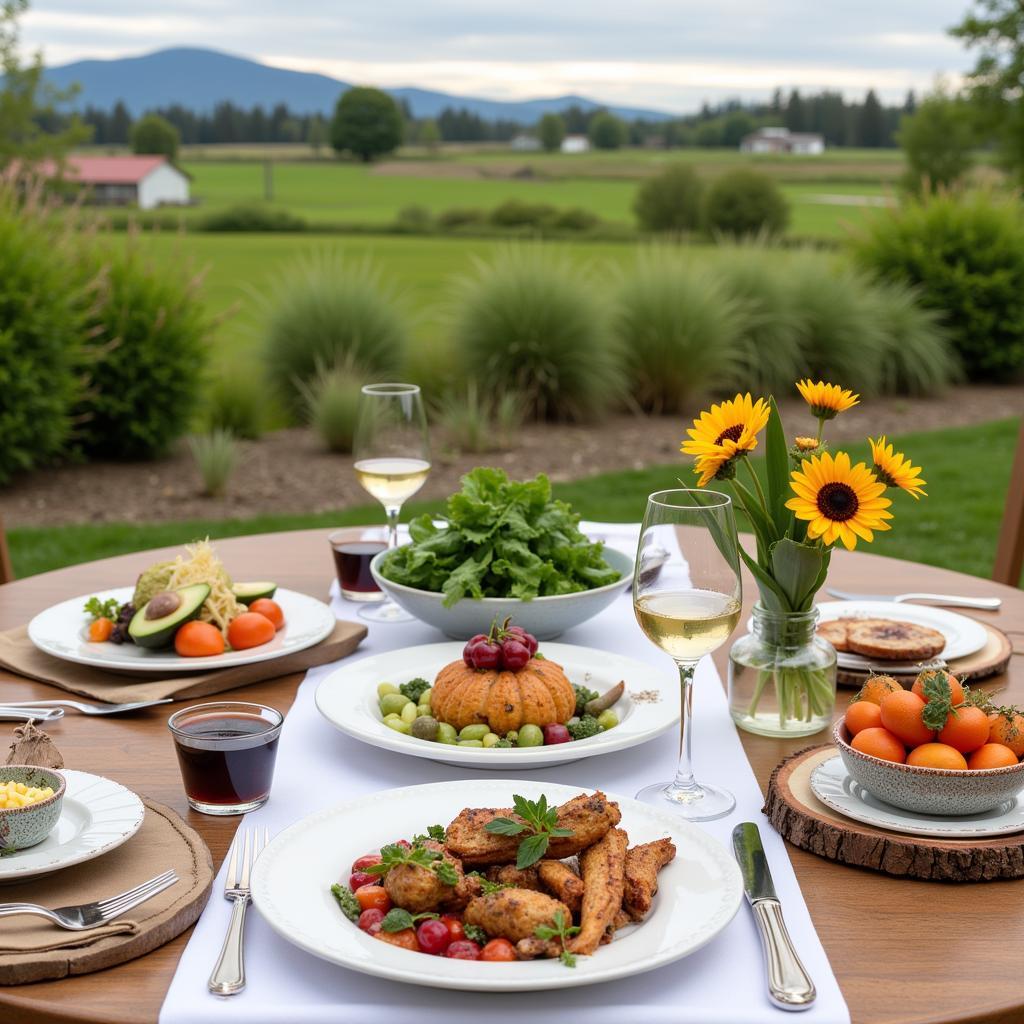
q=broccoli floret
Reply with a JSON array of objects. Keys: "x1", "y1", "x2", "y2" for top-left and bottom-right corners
[
  {"x1": 330, "y1": 883, "x2": 360, "y2": 922},
  {"x1": 572, "y1": 684, "x2": 599, "y2": 717},
  {"x1": 494, "y1": 737, "x2": 514, "y2": 748},
  {"x1": 567, "y1": 715, "x2": 603, "y2": 741},
  {"x1": 400, "y1": 677, "x2": 431, "y2": 703}
]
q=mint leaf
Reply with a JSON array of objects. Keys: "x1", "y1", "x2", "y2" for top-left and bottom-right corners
[
  {"x1": 381, "y1": 908, "x2": 414, "y2": 932},
  {"x1": 516, "y1": 833, "x2": 549, "y2": 869},
  {"x1": 485, "y1": 817, "x2": 527, "y2": 836},
  {"x1": 433, "y1": 859, "x2": 459, "y2": 886}
]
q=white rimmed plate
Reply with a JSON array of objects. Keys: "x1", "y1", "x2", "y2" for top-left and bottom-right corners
[
  {"x1": 250, "y1": 779, "x2": 742, "y2": 991},
  {"x1": 0, "y1": 769, "x2": 145, "y2": 881},
  {"x1": 315, "y1": 642, "x2": 676, "y2": 769},
  {"x1": 28, "y1": 587, "x2": 335, "y2": 673},
  {"x1": 810, "y1": 754, "x2": 1024, "y2": 839},
  {"x1": 814, "y1": 600, "x2": 988, "y2": 667}
]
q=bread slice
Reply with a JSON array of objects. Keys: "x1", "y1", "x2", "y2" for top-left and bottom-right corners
[{"x1": 846, "y1": 620, "x2": 946, "y2": 662}]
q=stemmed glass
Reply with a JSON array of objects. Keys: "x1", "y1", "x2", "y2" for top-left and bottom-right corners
[
  {"x1": 352, "y1": 383, "x2": 431, "y2": 623},
  {"x1": 633, "y1": 489, "x2": 742, "y2": 820}
]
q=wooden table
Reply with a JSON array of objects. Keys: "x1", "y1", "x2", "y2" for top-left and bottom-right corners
[{"x1": 0, "y1": 529, "x2": 1020, "y2": 1024}]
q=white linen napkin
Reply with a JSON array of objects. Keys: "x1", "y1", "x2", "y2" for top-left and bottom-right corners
[{"x1": 160, "y1": 522, "x2": 849, "y2": 1024}]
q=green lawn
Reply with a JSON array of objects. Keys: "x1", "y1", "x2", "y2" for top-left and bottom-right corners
[{"x1": 10, "y1": 418, "x2": 1016, "y2": 583}]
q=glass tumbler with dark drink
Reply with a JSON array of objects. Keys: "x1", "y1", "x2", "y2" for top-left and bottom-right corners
[
  {"x1": 329, "y1": 532, "x2": 387, "y2": 602},
  {"x1": 168, "y1": 702, "x2": 283, "y2": 815}
]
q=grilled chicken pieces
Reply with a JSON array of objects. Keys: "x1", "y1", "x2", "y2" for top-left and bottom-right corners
[
  {"x1": 537, "y1": 859, "x2": 585, "y2": 913},
  {"x1": 464, "y1": 888, "x2": 572, "y2": 944},
  {"x1": 623, "y1": 838, "x2": 677, "y2": 921},
  {"x1": 382, "y1": 841, "x2": 468, "y2": 914},
  {"x1": 570, "y1": 827, "x2": 629, "y2": 956},
  {"x1": 486, "y1": 864, "x2": 543, "y2": 891},
  {"x1": 445, "y1": 791, "x2": 622, "y2": 866}
]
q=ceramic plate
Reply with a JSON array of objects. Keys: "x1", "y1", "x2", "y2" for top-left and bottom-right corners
[
  {"x1": 814, "y1": 600, "x2": 988, "y2": 667},
  {"x1": 315, "y1": 642, "x2": 677, "y2": 769},
  {"x1": 28, "y1": 587, "x2": 335, "y2": 673},
  {"x1": 0, "y1": 769, "x2": 145, "y2": 881},
  {"x1": 251, "y1": 779, "x2": 742, "y2": 991},
  {"x1": 810, "y1": 755, "x2": 1024, "y2": 838}
]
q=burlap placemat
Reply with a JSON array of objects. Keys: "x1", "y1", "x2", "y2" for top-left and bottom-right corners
[
  {"x1": 0, "y1": 619, "x2": 366, "y2": 703},
  {"x1": 0, "y1": 796, "x2": 214, "y2": 984}
]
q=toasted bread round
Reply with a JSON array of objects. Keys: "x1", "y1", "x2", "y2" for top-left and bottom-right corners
[
  {"x1": 846, "y1": 620, "x2": 946, "y2": 662},
  {"x1": 817, "y1": 620, "x2": 851, "y2": 651}
]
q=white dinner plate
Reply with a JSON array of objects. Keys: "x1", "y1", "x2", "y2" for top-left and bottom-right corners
[
  {"x1": 0, "y1": 769, "x2": 145, "y2": 881},
  {"x1": 28, "y1": 587, "x2": 336, "y2": 673},
  {"x1": 251, "y1": 779, "x2": 743, "y2": 991},
  {"x1": 814, "y1": 600, "x2": 988, "y2": 666},
  {"x1": 810, "y1": 755, "x2": 1024, "y2": 839},
  {"x1": 315, "y1": 642, "x2": 677, "y2": 769}
]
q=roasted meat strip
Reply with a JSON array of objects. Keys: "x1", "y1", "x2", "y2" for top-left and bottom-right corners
[
  {"x1": 623, "y1": 838, "x2": 676, "y2": 921},
  {"x1": 569, "y1": 826, "x2": 628, "y2": 956},
  {"x1": 445, "y1": 791, "x2": 622, "y2": 866},
  {"x1": 537, "y1": 859, "x2": 585, "y2": 913},
  {"x1": 463, "y1": 888, "x2": 572, "y2": 944}
]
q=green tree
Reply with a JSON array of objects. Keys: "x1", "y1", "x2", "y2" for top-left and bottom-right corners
[
  {"x1": 538, "y1": 112, "x2": 566, "y2": 152},
  {"x1": 633, "y1": 164, "x2": 704, "y2": 234},
  {"x1": 588, "y1": 111, "x2": 627, "y2": 150},
  {"x1": 418, "y1": 117, "x2": 441, "y2": 152},
  {"x1": 857, "y1": 89, "x2": 887, "y2": 147},
  {"x1": 330, "y1": 86, "x2": 403, "y2": 162},
  {"x1": 130, "y1": 113, "x2": 179, "y2": 160},
  {"x1": 784, "y1": 90, "x2": 806, "y2": 132},
  {"x1": 897, "y1": 93, "x2": 976, "y2": 193},
  {"x1": 951, "y1": 0, "x2": 1024, "y2": 181},
  {"x1": 722, "y1": 111, "x2": 755, "y2": 147},
  {"x1": 695, "y1": 121, "x2": 721, "y2": 147},
  {"x1": 0, "y1": 0, "x2": 88, "y2": 171}
]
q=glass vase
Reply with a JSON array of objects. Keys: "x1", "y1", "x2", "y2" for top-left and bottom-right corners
[{"x1": 728, "y1": 604, "x2": 837, "y2": 737}]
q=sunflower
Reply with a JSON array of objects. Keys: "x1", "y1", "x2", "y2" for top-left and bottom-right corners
[
  {"x1": 794, "y1": 436, "x2": 820, "y2": 452},
  {"x1": 786, "y1": 451, "x2": 893, "y2": 550},
  {"x1": 795, "y1": 380, "x2": 860, "y2": 420},
  {"x1": 869, "y1": 436, "x2": 927, "y2": 499},
  {"x1": 692, "y1": 450, "x2": 738, "y2": 487},
  {"x1": 681, "y1": 393, "x2": 770, "y2": 465}
]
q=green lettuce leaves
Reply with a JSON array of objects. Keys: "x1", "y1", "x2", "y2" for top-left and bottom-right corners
[{"x1": 380, "y1": 468, "x2": 621, "y2": 606}]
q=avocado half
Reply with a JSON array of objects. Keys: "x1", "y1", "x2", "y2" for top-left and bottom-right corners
[
  {"x1": 232, "y1": 581, "x2": 277, "y2": 604},
  {"x1": 129, "y1": 583, "x2": 211, "y2": 649}
]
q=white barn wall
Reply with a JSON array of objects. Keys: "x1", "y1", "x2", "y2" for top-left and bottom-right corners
[{"x1": 136, "y1": 164, "x2": 190, "y2": 209}]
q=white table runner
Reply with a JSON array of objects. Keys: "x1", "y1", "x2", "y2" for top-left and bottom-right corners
[{"x1": 160, "y1": 524, "x2": 849, "y2": 1024}]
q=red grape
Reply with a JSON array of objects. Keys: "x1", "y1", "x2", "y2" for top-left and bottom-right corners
[
  {"x1": 543, "y1": 723, "x2": 571, "y2": 745},
  {"x1": 501, "y1": 639, "x2": 531, "y2": 672},
  {"x1": 358, "y1": 908, "x2": 385, "y2": 934},
  {"x1": 416, "y1": 918, "x2": 452, "y2": 955},
  {"x1": 349, "y1": 870, "x2": 378, "y2": 890},
  {"x1": 470, "y1": 641, "x2": 503, "y2": 671},
  {"x1": 393, "y1": 839, "x2": 412, "y2": 850},
  {"x1": 462, "y1": 635, "x2": 488, "y2": 666},
  {"x1": 443, "y1": 939, "x2": 482, "y2": 960},
  {"x1": 506, "y1": 625, "x2": 538, "y2": 656}
]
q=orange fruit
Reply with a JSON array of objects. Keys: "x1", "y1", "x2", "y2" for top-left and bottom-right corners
[
  {"x1": 174, "y1": 620, "x2": 225, "y2": 657},
  {"x1": 907, "y1": 742, "x2": 968, "y2": 770},
  {"x1": 938, "y1": 705, "x2": 991, "y2": 754},
  {"x1": 967, "y1": 743, "x2": 1019, "y2": 770},
  {"x1": 988, "y1": 711, "x2": 1024, "y2": 757},
  {"x1": 851, "y1": 727, "x2": 906, "y2": 764},
  {"x1": 248, "y1": 598, "x2": 285, "y2": 631},
  {"x1": 911, "y1": 670, "x2": 964, "y2": 707},
  {"x1": 879, "y1": 690, "x2": 935, "y2": 748},
  {"x1": 845, "y1": 701, "x2": 883, "y2": 736},
  {"x1": 856, "y1": 675, "x2": 902, "y2": 706},
  {"x1": 227, "y1": 612, "x2": 276, "y2": 650}
]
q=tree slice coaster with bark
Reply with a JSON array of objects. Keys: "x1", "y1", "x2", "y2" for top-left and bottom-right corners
[{"x1": 764, "y1": 745, "x2": 1024, "y2": 882}]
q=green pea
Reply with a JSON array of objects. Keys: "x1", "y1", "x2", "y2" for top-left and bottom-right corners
[
  {"x1": 517, "y1": 724, "x2": 544, "y2": 747},
  {"x1": 458, "y1": 739, "x2": 484, "y2": 747},
  {"x1": 459, "y1": 724, "x2": 490, "y2": 742},
  {"x1": 377, "y1": 682, "x2": 401, "y2": 698},
  {"x1": 482, "y1": 732, "x2": 500, "y2": 748},
  {"x1": 384, "y1": 718, "x2": 411, "y2": 735},
  {"x1": 380, "y1": 693, "x2": 412, "y2": 717},
  {"x1": 597, "y1": 709, "x2": 619, "y2": 731},
  {"x1": 436, "y1": 723, "x2": 458, "y2": 745}
]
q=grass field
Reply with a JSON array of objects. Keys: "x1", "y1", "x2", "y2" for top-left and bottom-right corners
[{"x1": 10, "y1": 419, "x2": 1017, "y2": 584}]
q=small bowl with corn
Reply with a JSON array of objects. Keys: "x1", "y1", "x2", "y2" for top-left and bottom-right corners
[{"x1": 0, "y1": 766, "x2": 65, "y2": 851}]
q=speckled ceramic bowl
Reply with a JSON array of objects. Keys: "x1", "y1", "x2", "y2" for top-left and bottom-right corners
[
  {"x1": 834, "y1": 723, "x2": 1024, "y2": 816},
  {"x1": 0, "y1": 765, "x2": 65, "y2": 851}
]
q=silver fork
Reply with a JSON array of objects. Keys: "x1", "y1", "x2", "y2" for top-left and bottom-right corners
[
  {"x1": 209, "y1": 826, "x2": 269, "y2": 997},
  {"x1": 0, "y1": 869, "x2": 177, "y2": 930},
  {"x1": 0, "y1": 698, "x2": 174, "y2": 715}
]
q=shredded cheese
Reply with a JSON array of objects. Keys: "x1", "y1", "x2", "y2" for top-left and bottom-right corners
[{"x1": 165, "y1": 540, "x2": 245, "y2": 637}]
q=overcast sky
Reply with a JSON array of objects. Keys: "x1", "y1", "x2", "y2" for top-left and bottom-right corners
[{"x1": 22, "y1": 0, "x2": 974, "y2": 112}]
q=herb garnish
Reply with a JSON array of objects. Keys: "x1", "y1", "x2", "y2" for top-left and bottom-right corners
[
  {"x1": 412, "y1": 824, "x2": 447, "y2": 845},
  {"x1": 329, "y1": 883, "x2": 360, "y2": 922},
  {"x1": 380, "y1": 908, "x2": 438, "y2": 932},
  {"x1": 921, "y1": 671, "x2": 960, "y2": 731},
  {"x1": 535, "y1": 910, "x2": 581, "y2": 968},
  {"x1": 484, "y1": 794, "x2": 574, "y2": 869},
  {"x1": 84, "y1": 596, "x2": 119, "y2": 621},
  {"x1": 468, "y1": 871, "x2": 510, "y2": 896},
  {"x1": 464, "y1": 922, "x2": 488, "y2": 944},
  {"x1": 365, "y1": 840, "x2": 459, "y2": 887}
]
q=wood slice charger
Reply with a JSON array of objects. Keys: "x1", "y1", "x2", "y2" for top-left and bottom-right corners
[{"x1": 765, "y1": 745, "x2": 1024, "y2": 882}]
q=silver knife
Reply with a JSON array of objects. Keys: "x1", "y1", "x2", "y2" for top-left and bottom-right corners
[
  {"x1": 825, "y1": 587, "x2": 1001, "y2": 610},
  {"x1": 732, "y1": 822, "x2": 816, "y2": 1012}
]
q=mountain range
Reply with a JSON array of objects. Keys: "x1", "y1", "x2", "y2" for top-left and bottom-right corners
[{"x1": 44, "y1": 47, "x2": 674, "y2": 123}]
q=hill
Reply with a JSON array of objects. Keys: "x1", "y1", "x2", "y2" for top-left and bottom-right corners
[{"x1": 44, "y1": 47, "x2": 674, "y2": 123}]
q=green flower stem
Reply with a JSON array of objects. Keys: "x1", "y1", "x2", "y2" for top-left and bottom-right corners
[{"x1": 742, "y1": 457, "x2": 769, "y2": 513}]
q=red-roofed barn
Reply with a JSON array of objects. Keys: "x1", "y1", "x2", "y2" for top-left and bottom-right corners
[{"x1": 45, "y1": 155, "x2": 191, "y2": 209}]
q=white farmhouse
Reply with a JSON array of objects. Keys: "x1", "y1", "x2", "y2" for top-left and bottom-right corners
[
  {"x1": 560, "y1": 134, "x2": 591, "y2": 154},
  {"x1": 47, "y1": 155, "x2": 191, "y2": 208},
  {"x1": 740, "y1": 127, "x2": 824, "y2": 155}
]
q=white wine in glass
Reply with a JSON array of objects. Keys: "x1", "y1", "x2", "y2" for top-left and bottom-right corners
[
  {"x1": 352, "y1": 384, "x2": 431, "y2": 623},
  {"x1": 634, "y1": 489, "x2": 742, "y2": 821}
]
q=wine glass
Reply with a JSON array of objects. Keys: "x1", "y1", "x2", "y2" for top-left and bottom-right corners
[
  {"x1": 633, "y1": 489, "x2": 742, "y2": 820},
  {"x1": 352, "y1": 383, "x2": 431, "y2": 623}
]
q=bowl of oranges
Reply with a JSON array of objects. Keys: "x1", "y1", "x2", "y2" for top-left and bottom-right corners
[{"x1": 835, "y1": 671, "x2": 1024, "y2": 816}]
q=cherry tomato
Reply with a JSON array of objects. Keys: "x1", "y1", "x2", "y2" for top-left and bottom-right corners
[
  {"x1": 393, "y1": 839, "x2": 412, "y2": 850},
  {"x1": 357, "y1": 908, "x2": 384, "y2": 935},
  {"x1": 440, "y1": 914, "x2": 465, "y2": 943},
  {"x1": 351, "y1": 853, "x2": 382, "y2": 872},
  {"x1": 416, "y1": 918, "x2": 451, "y2": 955},
  {"x1": 88, "y1": 616, "x2": 114, "y2": 643},
  {"x1": 227, "y1": 612, "x2": 276, "y2": 651},
  {"x1": 443, "y1": 940, "x2": 481, "y2": 960},
  {"x1": 174, "y1": 620, "x2": 225, "y2": 657},
  {"x1": 249, "y1": 598, "x2": 285, "y2": 631},
  {"x1": 480, "y1": 938, "x2": 516, "y2": 962},
  {"x1": 374, "y1": 928, "x2": 420, "y2": 952},
  {"x1": 354, "y1": 884, "x2": 391, "y2": 914},
  {"x1": 350, "y1": 870, "x2": 378, "y2": 890}
]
